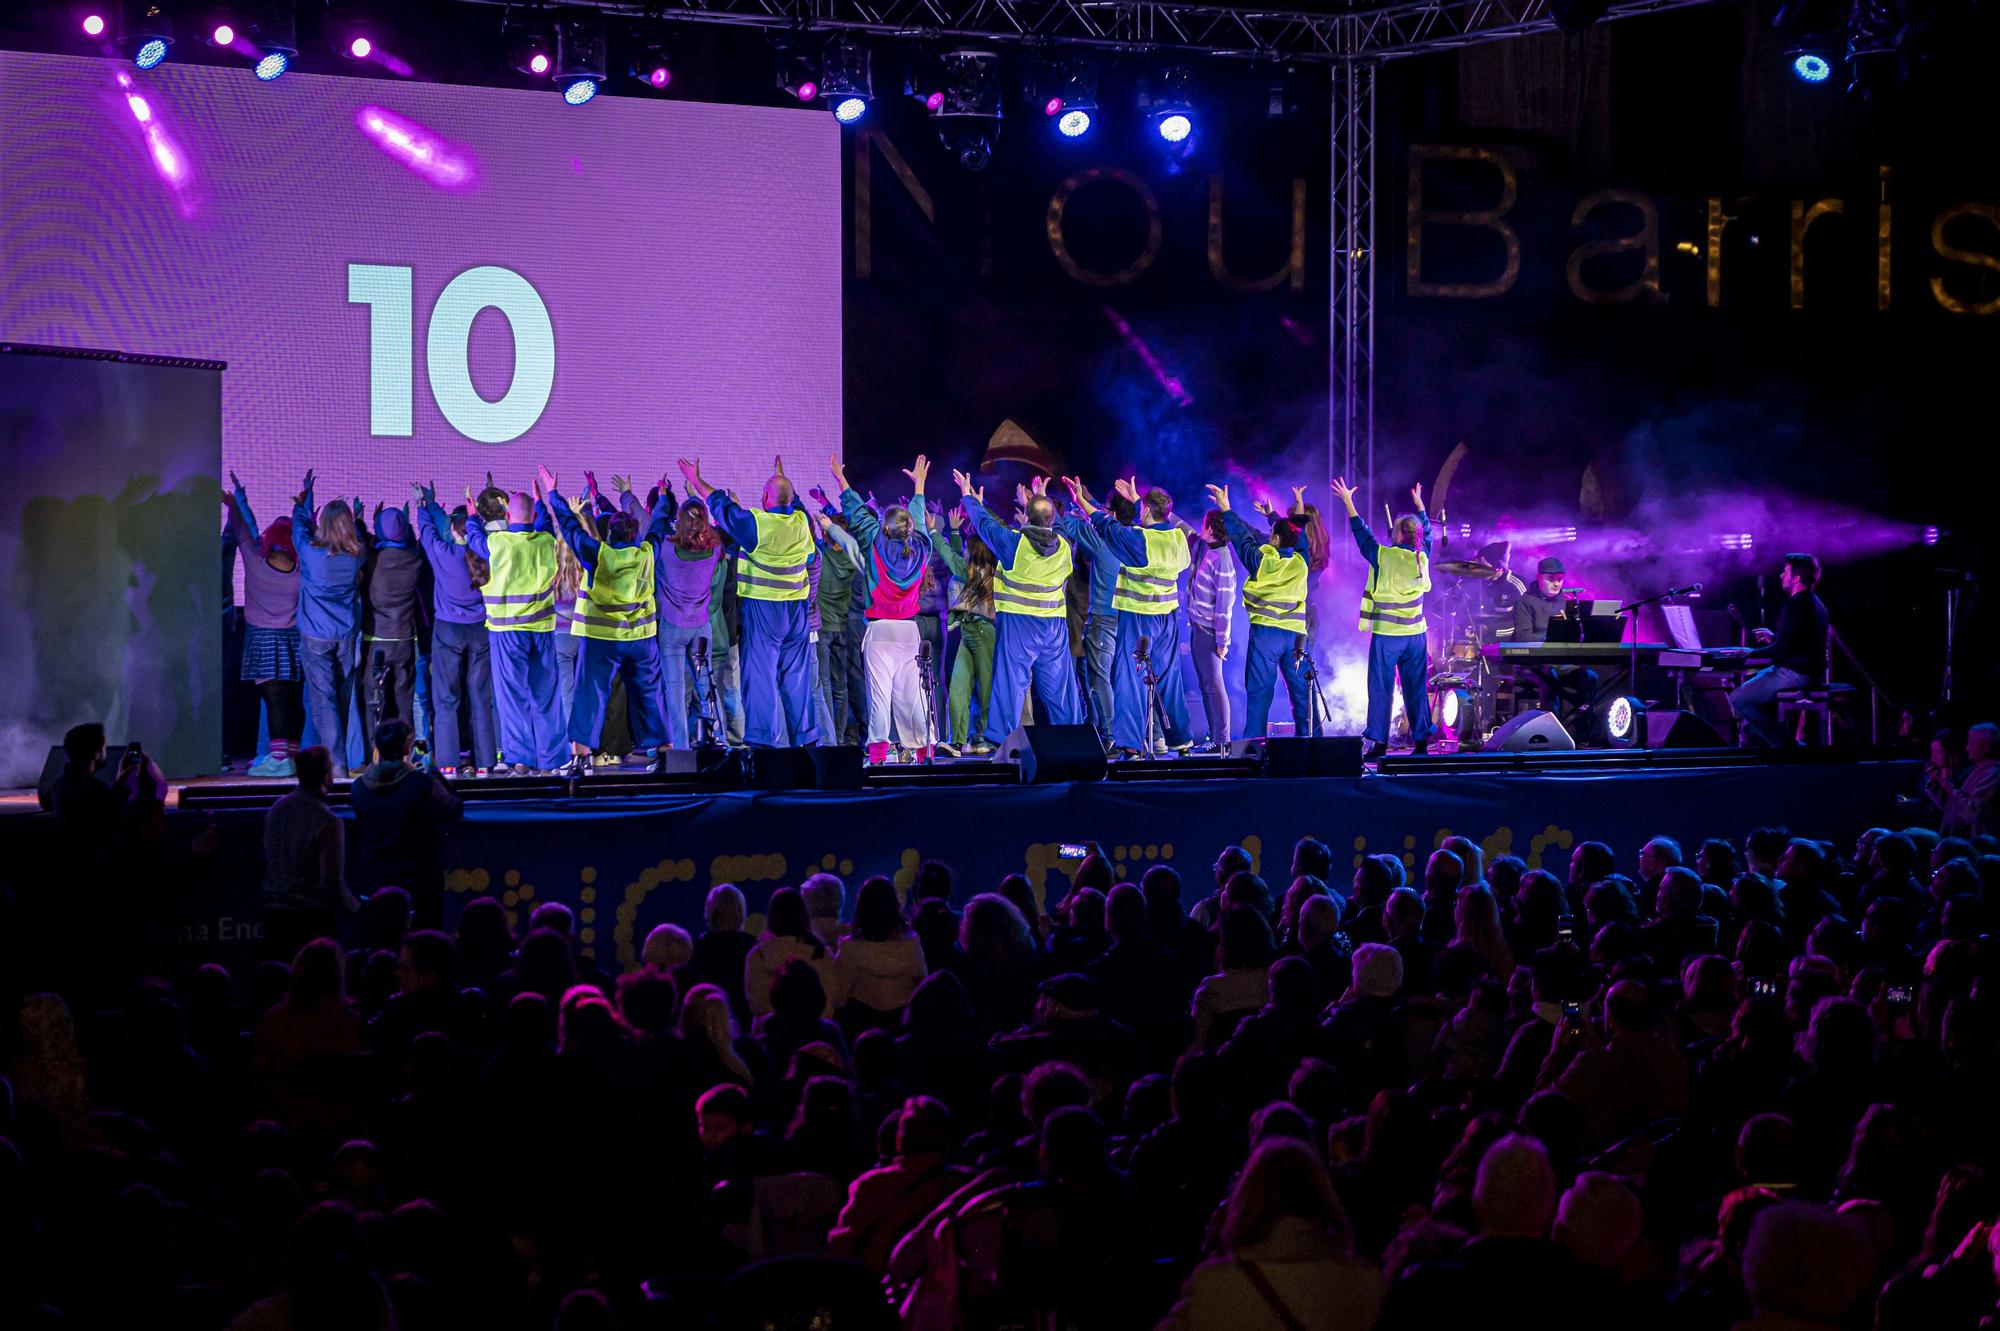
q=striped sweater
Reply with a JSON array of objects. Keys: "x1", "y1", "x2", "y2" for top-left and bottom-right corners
[{"x1": 1187, "y1": 539, "x2": 1237, "y2": 651}]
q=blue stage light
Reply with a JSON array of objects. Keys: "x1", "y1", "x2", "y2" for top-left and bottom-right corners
[
  {"x1": 831, "y1": 95, "x2": 867, "y2": 124},
  {"x1": 560, "y1": 76, "x2": 600, "y2": 105},
  {"x1": 135, "y1": 37, "x2": 169, "y2": 68},
  {"x1": 1057, "y1": 108, "x2": 1091, "y2": 138},
  {"x1": 1792, "y1": 52, "x2": 1832, "y2": 82},
  {"x1": 254, "y1": 51, "x2": 289, "y2": 81},
  {"x1": 1157, "y1": 112, "x2": 1192, "y2": 143}
]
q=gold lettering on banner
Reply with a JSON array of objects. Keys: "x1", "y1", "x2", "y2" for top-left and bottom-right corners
[
  {"x1": 1047, "y1": 167, "x2": 1163, "y2": 287},
  {"x1": 1207, "y1": 175, "x2": 1308, "y2": 293},
  {"x1": 1877, "y1": 166, "x2": 1893, "y2": 311},
  {"x1": 1406, "y1": 145, "x2": 1520, "y2": 298},
  {"x1": 1565, "y1": 189, "x2": 1664, "y2": 304},
  {"x1": 1929, "y1": 203, "x2": 2000, "y2": 315},
  {"x1": 853, "y1": 130, "x2": 935, "y2": 281},
  {"x1": 1789, "y1": 197, "x2": 1846, "y2": 309},
  {"x1": 1706, "y1": 198, "x2": 1740, "y2": 308}
]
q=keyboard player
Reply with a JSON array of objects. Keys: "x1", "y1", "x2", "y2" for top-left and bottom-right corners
[{"x1": 1510, "y1": 557, "x2": 1599, "y2": 717}]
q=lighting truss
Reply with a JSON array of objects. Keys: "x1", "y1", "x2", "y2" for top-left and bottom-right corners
[{"x1": 453, "y1": 0, "x2": 1730, "y2": 62}]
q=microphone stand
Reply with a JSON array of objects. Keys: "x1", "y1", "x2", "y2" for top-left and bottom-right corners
[
  {"x1": 1615, "y1": 584, "x2": 1701, "y2": 709},
  {"x1": 692, "y1": 640, "x2": 721, "y2": 749},
  {"x1": 915, "y1": 640, "x2": 939, "y2": 764},
  {"x1": 1134, "y1": 636, "x2": 1160, "y2": 762},
  {"x1": 1296, "y1": 640, "x2": 1333, "y2": 739}
]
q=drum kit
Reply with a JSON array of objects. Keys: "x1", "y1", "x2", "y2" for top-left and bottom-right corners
[{"x1": 1424, "y1": 557, "x2": 1517, "y2": 750}]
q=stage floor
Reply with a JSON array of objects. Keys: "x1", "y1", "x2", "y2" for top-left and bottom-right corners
[{"x1": 1, "y1": 755, "x2": 1923, "y2": 977}]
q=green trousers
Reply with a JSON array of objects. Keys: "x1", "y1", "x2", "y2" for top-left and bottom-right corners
[{"x1": 948, "y1": 616, "x2": 996, "y2": 745}]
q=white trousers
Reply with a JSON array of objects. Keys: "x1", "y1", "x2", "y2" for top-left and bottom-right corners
[{"x1": 863, "y1": 618, "x2": 930, "y2": 746}]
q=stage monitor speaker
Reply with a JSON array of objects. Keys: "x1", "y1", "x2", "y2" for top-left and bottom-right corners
[
  {"x1": 1642, "y1": 710, "x2": 1728, "y2": 749},
  {"x1": 745, "y1": 747, "x2": 817, "y2": 791},
  {"x1": 1487, "y1": 711, "x2": 1577, "y2": 752},
  {"x1": 1229, "y1": 735, "x2": 1364, "y2": 777},
  {"x1": 809, "y1": 745, "x2": 864, "y2": 790},
  {"x1": 1002, "y1": 724, "x2": 1107, "y2": 785}
]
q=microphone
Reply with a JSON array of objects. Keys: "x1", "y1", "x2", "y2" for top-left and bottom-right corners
[
  {"x1": 1136, "y1": 634, "x2": 1152, "y2": 662},
  {"x1": 693, "y1": 636, "x2": 710, "y2": 668},
  {"x1": 917, "y1": 640, "x2": 931, "y2": 666},
  {"x1": 1666, "y1": 582, "x2": 1703, "y2": 597}
]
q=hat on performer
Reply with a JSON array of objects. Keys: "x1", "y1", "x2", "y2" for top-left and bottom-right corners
[{"x1": 1537, "y1": 557, "x2": 1566, "y2": 576}]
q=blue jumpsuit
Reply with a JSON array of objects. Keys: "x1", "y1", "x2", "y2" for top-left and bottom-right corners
[
  {"x1": 964, "y1": 499, "x2": 1083, "y2": 746},
  {"x1": 707, "y1": 492, "x2": 820, "y2": 748}
]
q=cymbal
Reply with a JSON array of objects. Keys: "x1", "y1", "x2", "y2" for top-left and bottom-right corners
[{"x1": 1435, "y1": 559, "x2": 1499, "y2": 578}]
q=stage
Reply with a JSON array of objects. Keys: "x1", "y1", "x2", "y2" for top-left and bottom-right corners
[{"x1": 2, "y1": 753, "x2": 1924, "y2": 978}]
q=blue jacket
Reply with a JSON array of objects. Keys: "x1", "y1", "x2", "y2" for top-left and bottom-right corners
[
  {"x1": 1058, "y1": 514, "x2": 1123, "y2": 616},
  {"x1": 706, "y1": 491, "x2": 817, "y2": 563},
  {"x1": 291, "y1": 488, "x2": 364, "y2": 640},
  {"x1": 840, "y1": 490, "x2": 931, "y2": 614},
  {"x1": 548, "y1": 487, "x2": 673, "y2": 575},
  {"x1": 417, "y1": 500, "x2": 488, "y2": 626}
]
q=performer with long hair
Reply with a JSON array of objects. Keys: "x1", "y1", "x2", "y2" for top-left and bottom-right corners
[
  {"x1": 290, "y1": 470, "x2": 366, "y2": 778},
  {"x1": 228, "y1": 472, "x2": 303, "y2": 778},
  {"x1": 833, "y1": 455, "x2": 934, "y2": 763}
]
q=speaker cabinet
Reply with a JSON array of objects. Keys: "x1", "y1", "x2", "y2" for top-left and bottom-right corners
[
  {"x1": 1228, "y1": 735, "x2": 1365, "y2": 777},
  {"x1": 1488, "y1": 710, "x2": 1577, "y2": 752},
  {"x1": 1002, "y1": 724, "x2": 1108, "y2": 785},
  {"x1": 1642, "y1": 710, "x2": 1728, "y2": 749}
]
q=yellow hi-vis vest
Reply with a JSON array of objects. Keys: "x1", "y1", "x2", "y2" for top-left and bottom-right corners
[
  {"x1": 993, "y1": 533, "x2": 1074, "y2": 618},
  {"x1": 1359, "y1": 544, "x2": 1430, "y2": 636},
  {"x1": 1111, "y1": 526, "x2": 1192, "y2": 616},
  {"x1": 735, "y1": 509, "x2": 813, "y2": 602},
  {"x1": 570, "y1": 543, "x2": 658, "y2": 641},
  {"x1": 482, "y1": 529, "x2": 557, "y2": 633},
  {"x1": 1244, "y1": 549, "x2": 1309, "y2": 632}
]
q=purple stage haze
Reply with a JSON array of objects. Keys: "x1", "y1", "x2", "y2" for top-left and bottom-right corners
[{"x1": 0, "y1": 51, "x2": 842, "y2": 511}]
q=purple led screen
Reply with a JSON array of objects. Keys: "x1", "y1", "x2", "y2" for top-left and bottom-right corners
[{"x1": 0, "y1": 50, "x2": 843, "y2": 511}]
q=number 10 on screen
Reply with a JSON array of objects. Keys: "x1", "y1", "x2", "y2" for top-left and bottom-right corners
[{"x1": 348, "y1": 263, "x2": 555, "y2": 444}]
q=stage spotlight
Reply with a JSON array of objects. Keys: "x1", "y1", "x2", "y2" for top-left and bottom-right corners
[
  {"x1": 820, "y1": 36, "x2": 872, "y2": 123},
  {"x1": 630, "y1": 43, "x2": 671, "y2": 90},
  {"x1": 245, "y1": 4, "x2": 297, "y2": 82},
  {"x1": 134, "y1": 36, "x2": 169, "y2": 66},
  {"x1": 928, "y1": 48, "x2": 1003, "y2": 171},
  {"x1": 83, "y1": 13, "x2": 107, "y2": 36},
  {"x1": 349, "y1": 35, "x2": 370, "y2": 57},
  {"x1": 1142, "y1": 64, "x2": 1196, "y2": 155},
  {"x1": 508, "y1": 25, "x2": 553, "y2": 78},
  {"x1": 1791, "y1": 50, "x2": 1834, "y2": 80},
  {"x1": 1033, "y1": 54, "x2": 1097, "y2": 139},
  {"x1": 1924, "y1": 525, "x2": 1941, "y2": 546},
  {"x1": 770, "y1": 32, "x2": 819, "y2": 102},
  {"x1": 1605, "y1": 696, "x2": 1644, "y2": 748},
  {"x1": 210, "y1": 22, "x2": 235, "y2": 46},
  {"x1": 126, "y1": 2, "x2": 175, "y2": 66},
  {"x1": 552, "y1": 12, "x2": 605, "y2": 104}
]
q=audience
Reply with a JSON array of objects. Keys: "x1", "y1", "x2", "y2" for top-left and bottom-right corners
[{"x1": 9, "y1": 799, "x2": 2000, "y2": 1331}]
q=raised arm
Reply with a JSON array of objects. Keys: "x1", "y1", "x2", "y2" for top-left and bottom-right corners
[
  {"x1": 959, "y1": 493, "x2": 1023, "y2": 563},
  {"x1": 291, "y1": 468, "x2": 317, "y2": 541},
  {"x1": 1212, "y1": 487, "x2": 1269, "y2": 576},
  {"x1": 227, "y1": 471, "x2": 265, "y2": 555},
  {"x1": 1330, "y1": 475, "x2": 1379, "y2": 569},
  {"x1": 539, "y1": 467, "x2": 600, "y2": 566}
]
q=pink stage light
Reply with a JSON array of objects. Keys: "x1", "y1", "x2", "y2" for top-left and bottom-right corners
[
  {"x1": 1044, "y1": 96, "x2": 1063, "y2": 116},
  {"x1": 924, "y1": 90, "x2": 944, "y2": 110},
  {"x1": 529, "y1": 51, "x2": 550, "y2": 75},
  {"x1": 357, "y1": 105, "x2": 477, "y2": 189},
  {"x1": 82, "y1": 14, "x2": 107, "y2": 36},
  {"x1": 646, "y1": 65, "x2": 670, "y2": 88},
  {"x1": 211, "y1": 23, "x2": 235, "y2": 45},
  {"x1": 797, "y1": 80, "x2": 818, "y2": 101},
  {"x1": 350, "y1": 36, "x2": 372, "y2": 58}
]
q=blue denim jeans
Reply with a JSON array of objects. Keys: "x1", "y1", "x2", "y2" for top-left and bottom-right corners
[
  {"x1": 301, "y1": 634, "x2": 360, "y2": 773},
  {"x1": 1730, "y1": 665, "x2": 1811, "y2": 748}
]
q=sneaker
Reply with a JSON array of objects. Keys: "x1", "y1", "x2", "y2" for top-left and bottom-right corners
[
  {"x1": 510, "y1": 763, "x2": 532, "y2": 777},
  {"x1": 1363, "y1": 743, "x2": 1389, "y2": 762},
  {"x1": 474, "y1": 767, "x2": 491, "y2": 779},
  {"x1": 968, "y1": 741, "x2": 994, "y2": 756},
  {"x1": 1152, "y1": 739, "x2": 1169, "y2": 754},
  {"x1": 1171, "y1": 742, "x2": 1194, "y2": 757},
  {"x1": 562, "y1": 755, "x2": 591, "y2": 778},
  {"x1": 439, "y1": 765, "x2": 458, "y2": 780},
  {"x1": 936, "y1": 742, "x2": 963, "y2": 758},
  {"x1": 247, "y1": 753, "x2": 294, "y2": 779}
]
